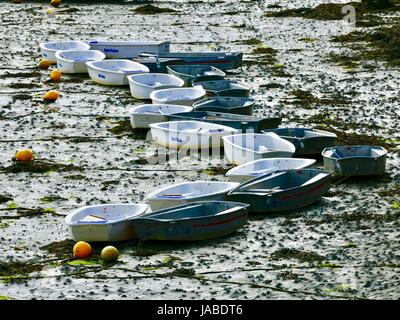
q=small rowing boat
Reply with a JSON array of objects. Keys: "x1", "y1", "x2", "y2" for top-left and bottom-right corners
[
  {"x1": 128, "y1": 73, "x2": 185, "y2": 99},
  {"x1": 87, "y1": 40, "x2": 170, "y2": 58},
  {"x1": 55, "y1": 50, "x2": 106, "y2": 74},
  {"x1": 129, "y1": 104, "x2": 193, "y2": 129},
  {"x1": 262, "y1": 127, "x2": 337, "y2": 155},
  {"x1": 322, "y1": 145, "x2": 388, "y2": 176},
  {"x1": 222, "y1": 133, "x2": 296, "y2": 165},
  {"x1": 167, "y1": 65, "x2": 226, "y2": 86},
  {"x1": 146, "y1": 181, "x2": 239, "y2": 211},
  {"x1": 86, "y1": 59, "x2": 149, "y2": 85},
  {"x1": 149, "y1": 120, "x2": 238, "y2": 149},
  {"x1": 167, "y1": 111, "x2": 281, "y2": 132},
  {"x1": 65, "y1": 203, "x2": 148, "y2": 241},
  {"x1": 131, "y1": 201, "x2": 249, "y2": 241},
  {"x1": 225, "y1": 158, "x2": 317, "y2": 182},
  {"x1": 39, "y1": 41, "x2": 90, "y2": 63},
  {"x1": 226, "y1": 169, "x2": 331, "y2": 213},
  {"x1": 149, "y1": 87, "x2": 206, "y2": 106},
  {"x1": 193, "y1": 97, "x2": 255, "y2": 115}
]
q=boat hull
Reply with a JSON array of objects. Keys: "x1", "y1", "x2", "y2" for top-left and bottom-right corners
[
  {"x1": 168, "y1": 112, "x2": 281, "y2": 132},
  {"x1": 87, "y1": 41, "x2": 170, "y2": 59},
  {"x1": 132, "y1": 202, "x2": 248, "y2": 241},
  {"x1": 226, "y1": 170, "x2": 331, "y2": 213},
  {"x1": 140, "y1": 52, "x2": 243, "y2": 71}
]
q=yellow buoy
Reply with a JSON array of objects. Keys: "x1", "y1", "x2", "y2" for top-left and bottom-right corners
[
  {"x1": 15, "y1": 149, "x2": 35, "y2": 162},
  {"x1": 50, "y1": 69, "x2": 62, "y2": 81},
  {"x1": 43, "y1": 90, "x2": 59, "y2": 102}
]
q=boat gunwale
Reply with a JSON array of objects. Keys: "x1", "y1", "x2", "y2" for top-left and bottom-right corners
[
  {"x1": 65, "y1": 203, "x2": 148, "y2": 226},
  {"x1": 225, "y1": 158, "x2": 317, "y2": 177},
  {"x1": 55, "y1": 50, "x2": 106, "y2": 63},
  {"x1": 228, "y1": 169, "x2": 331, "y2": 196},
  {"x1": 222, "y1": 133, "x2": 296, "y2": 155},
  {"x1": 146, "y1": 181, "x2": 240, "y2": 203},
  {"x1": 86, "y1": 59, "x2": 150, "y2": 75},
  {"x1": 149, "y1": 120, "x2": 239, "y2": 137},
  {"x1": 321, "y1": 145, "x2": 388, "y2": 160},
  {"x1": 127, "y1": 73, "x2": 184, "y2": 89},
  {"x1": 134, "y1": 201, "x2": 249, "y2": 223}
]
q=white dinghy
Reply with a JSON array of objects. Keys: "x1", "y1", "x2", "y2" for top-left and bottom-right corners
[
  {"x1": 226, "y1": 158, "x2": 316, "y2": 183},
  {"x1": 150, "y1": 87, "x2": 206, "y2": 106},
  {"x1": 87, "y1": 40, "x2": 170, "y2": 59},
  {"x1": 65, "y1": 203, "x2": 148, "y2": 242},
  {"x1": 86, "y1": 59, "x2": 149, "y2": 85},
  {"x1": 55, "y1": 50, "x2": 106, "y2": 74},
  {"x1": 222, "y1": 133, "x2": 296, "y2": 165},
  {"x1": 128, "y1": 73, "x2": 185, "y2": 99},
  {"x1": 129, "y1": 104, "x2": 193, "y2": 129},
  {"x1": 39, "y1": 41, "x2": 90, "y2": 63},
  {"x1": 146, "y1": 181, "x2": 239, "y2": 211},
  {"x1": 150, "y1": 120, "x2": 238, "y2": 149}
]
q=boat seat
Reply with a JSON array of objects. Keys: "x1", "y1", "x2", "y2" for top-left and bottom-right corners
[
  {"x1": 300, "y1": 173, "x2": 326, "y2": 186},
  {"x1": 215, "y1": 206, "x2": 245, "y2": 216}
]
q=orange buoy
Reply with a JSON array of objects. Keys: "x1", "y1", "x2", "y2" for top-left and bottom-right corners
[
  {"x1": 73, "y1": 241, "x2": 92, "y2": 259},
  {"x1": 101, "y1": 246, "x2": 119, "y2": 263},
  {"x1": 50, "y1": 69, "x2": 62, "y2": 81},
  {"x1": 38, "y1": 59, "x2": 51, "y2": 70},
  {"x1": 15, "y1": 149, "x2": 35, "y2": 162},
  {"x1": 43, "y1": 90, "x2": 59, "y2": 102},
  {"x1": 51, "y1": 0, "x2": 61, "y2": 7}
]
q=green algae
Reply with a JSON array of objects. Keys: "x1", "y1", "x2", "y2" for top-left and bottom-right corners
[
  {"x1": 1, "y1": 159, "x2": 83, "y2": 174},
  {"x1": 133, "y1": 4, "x2": 177, "y2": 14},
  {"x1": 289, "y1": 90, "x2": 349, "y2": 109},
  {"x1": 270, "y1": 248, "x2": 325, "y2": 263}
]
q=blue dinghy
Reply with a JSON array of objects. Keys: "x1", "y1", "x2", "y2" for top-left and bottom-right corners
[
  {"x1": 322, "y1": 145, "x2": 387, "y2": 176},
  {"x1": 262, "y1": 127, "x2": 337, "y2": 155},
  {"x1": 167, "y1": 65, "x2": 225, "y2": 86},
  {"x1": 168, "y1": 111, "x2": 281, "y2": 132},
  {"x1": 193, "y1": 79, "x2": 250, "y2": 97},
  {"x1": 139, "y1": 52, "x2": 243, "y2": 71},
  {"x1": 131, "y1": 201, "x2": 249, "y2": 241},
  {"x1": 226, "y1": 169, "x2": 331, "y2": 213},
  {"x1": 193, "y1": 97, "x2": 255, "y2": 115}
]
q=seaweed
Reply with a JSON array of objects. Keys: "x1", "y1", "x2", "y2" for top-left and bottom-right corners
[
  {"x1": 266, "y1": 1, "x2": 400, "y2": 21},
  {"x1": 289, "y1": 90, "x2": 349, "y2": 109},
  {"x1": 0, "y1": 194, "x2": 13, "y2": 204},
  {"x1": 201, "y1": 165, "x2": 232, "y2": 176},
  {"x1": 259, "y1": 83, "x2": 284, "y2": 89},
  {"x1": 235, "y1": 38, "x2": 263, "y2": 45},
  {"x1": 270, "y1": 248, "x2": 325, "y2": 263},
  {"x1": 40, "y1": 195, "x2": 66, "y2": 203},
  {"x1": 0, "y1": 260, "x2": 43, "y2": 277},
  {"x1": 107, "y1": 120, "x2": 133, "y2": 135},
  {"x1": 0, "y1": 206, "x2": 58, "y2": 219},
  {"x1": 133, "y1": 4, "x2": 177, "y2": 14},
  {"x1": 1, "y1": 159, "x2": 83, "y2": 174},
  {"x1": 332, "y1": 21, "x2": 400, "y2": 68}
]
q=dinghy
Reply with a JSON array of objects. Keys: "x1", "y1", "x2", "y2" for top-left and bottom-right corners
[
  {"x1": 322, "y1": 145, "x2": 387, "y2": 176},
  {"x1": 40, "y1": 41, "x2": 90, "y2": 63},
  {"x1": 168, "y1": 111, "x2": 281, "y2": 132},
  {"x1": 132, "y1": 57, "x2": 184, "y2": 73},
  {"x1": 87, "y1": 40, "x2": 170, "y2": 58},
  {"x1": 222, "y1": 133, "x2": 296, "y2": 165},
  {"x1": 150, "y1": 120, "x2": 238, "y2": 149},
  {"x1": 65, "y1": 203, "x2": 148, "y2": 242},
  {"x1": 128, "y1": 73, "x2": 185, "y2": 99},
  {"x1": 146, "y1": 182, "x2": 239, "y2": 211},
  {"x1": 150, "y1": 87, "x2": 206, "y2": 106},
  {"x1": 129, "y1": 104, "x2": 193, "y2": 129},
  {"x1": 131, "y1": 201, "x2": 249, "y2": 241},
  {"x1": 263, "y1": 127, "x2": 337, "y2": 155},
  {"x1": 192, "y1": 79, "x2": 250, "y2": 97},
  {"x1": 167, "y1": 65, "x2": 226, "y2": 86},
  {"x1": 139, "y1": 52, "x2": 243, "y2": 71},
  {"x1": 55, "y1": 50, "x2": 106, "y2": 74},
  {"x1": 86, "y1": 59, "x2": 149, "y2": 85},
  {"x1": 226, "y1": 169, "x2": 331, "y2": 213},
  {"x1": 226, "y1": 158, "x2": 317, "y2": 183},
  {"x1": 193, "y1": 97, "x2": 255, "y2": 115}
]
